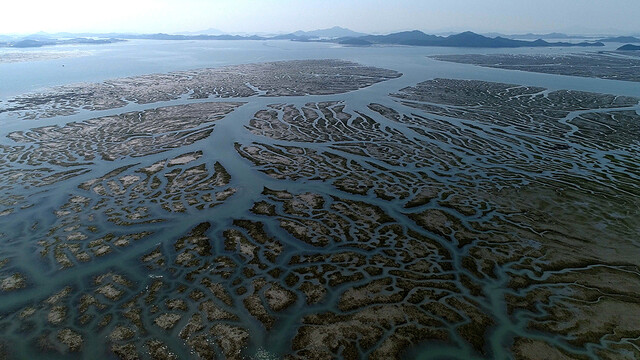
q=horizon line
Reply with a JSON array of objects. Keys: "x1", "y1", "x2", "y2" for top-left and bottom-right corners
[{"x1": 2, "y1": 27, "x2": 639, "y2": 38}]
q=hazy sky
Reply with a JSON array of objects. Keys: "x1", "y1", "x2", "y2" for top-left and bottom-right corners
[{"x1": 1, "y1": 0, "x2": 638, "y2": 35}]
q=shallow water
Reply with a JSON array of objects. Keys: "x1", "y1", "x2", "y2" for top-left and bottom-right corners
[{"x1": 0, "y1": 40, "x2": 639, "y2": 360}]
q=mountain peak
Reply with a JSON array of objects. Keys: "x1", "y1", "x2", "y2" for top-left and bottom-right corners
[
  {"x1": 292, "y1": 27, "x2": 367, "y2": 39},
  {"x1": 449, "y1": 31, "x2": 483, "y2": 38},
  {"x1": 354, "y1": 30, "x2": 604, "y2": 48}
]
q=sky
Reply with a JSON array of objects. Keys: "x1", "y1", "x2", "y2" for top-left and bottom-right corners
[{"x1": 1, "y1": 0, "x2": 639, "y2": 35}]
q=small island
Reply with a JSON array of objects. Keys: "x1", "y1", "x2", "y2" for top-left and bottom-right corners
[{"x1": 618, "y1": 44, "x2": 640, "y2": 51}]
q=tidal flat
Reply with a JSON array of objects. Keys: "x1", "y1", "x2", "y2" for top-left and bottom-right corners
[
  {"x1": 431, "y1": 53, "x2": 640, "y2": 82},
  {"x1": 0, "y1": 59, "x2": 401, "y2": 120},
  {"x1": 0, "y1": 47, "x2": 639, "y2": 360},
  {"x1": 0, "y1": 50, "x2": 90, "y2": 64}
]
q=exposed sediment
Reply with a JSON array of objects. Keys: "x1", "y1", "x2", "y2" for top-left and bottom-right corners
[
  {"x1": 1, "y1": 59, "x2": 401, "y2": 120},
  {"x1": 235, "y1": 79, "x2": 640, "y2": 359},
  {"x1": 0, "y1": 61, "x2": 638, "y2": 359},
  {"x1": 431, "y1": 53, "x2": 640, "y2": 82}
]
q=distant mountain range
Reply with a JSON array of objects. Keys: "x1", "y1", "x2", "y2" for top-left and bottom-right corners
[
  {"x1": 172, "y1": 26, "x2": 366, "y2": 39},
  {"x1": 598, "y1": 36, "x2": 640, "y2": 43},
  {"x1": 334, "y1": 31, "x2": 604, "y2": 48},
  {"x1": 479, "y1": 32, "x2": 591, "y2": 40},
  {"x1": 292, "y1": 26, "x2": 367, "y2": 38},
  {"x1": 0, "y1": 28, "x2": 622, "y2": 49},
  {"x1": 0, "y1": 38, "x2": 124, "y2": 48},
  {"x1": 178, "y1": 28, "x2": 225, "y2": 36},
  {"x1": 125, "y1": 33, "x2": 266, "y2": 41}
]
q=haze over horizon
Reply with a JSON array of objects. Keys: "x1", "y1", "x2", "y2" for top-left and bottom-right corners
[{"x1": 1, "y1": 0, "x2": 639, "y2": 36}]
